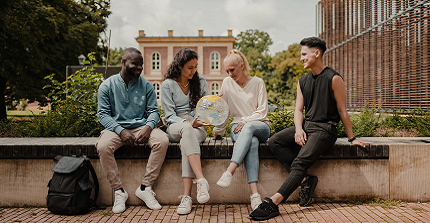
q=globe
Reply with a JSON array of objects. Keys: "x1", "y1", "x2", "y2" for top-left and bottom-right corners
[{"x1": 195, "y1": 95, "x2": 229, "y2": 125}]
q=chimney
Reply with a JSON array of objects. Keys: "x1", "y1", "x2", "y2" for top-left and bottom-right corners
[
  {"x1": 228, "y1": 29, "x2": 233, "y2": 36},
  {"x1": 168, "y1": 30, "x2": 173, "y2": 36},
  {"x1": 199, "y1": 30, "x2": 203, "y2": 36},
  {"x1": 139, "y1": 30, "x2": 145, "y2": 37}
]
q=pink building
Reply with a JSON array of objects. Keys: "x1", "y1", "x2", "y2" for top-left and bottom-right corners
[{"x1": 135, "y1": 30, "x2": 235, "y2": 103}]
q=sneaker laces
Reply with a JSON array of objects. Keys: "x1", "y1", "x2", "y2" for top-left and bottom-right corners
[
  {"x1": 299, "y1": 185, "x2": 311, "y2": 200},
  {"x1": 259, "y1": 199, "x2": 276, "y2": 212},
  {"x1": 145, "y1": 188, "x2": 158, "y2": 205},
  {"x1": 178, "y1": 195, "x2": 191, "y2": 208},
  {"x1": 114, "y1": 192, "x2": 125, "y2": 206},
  {"x1": 194, "y1": 179, "x2": 209, "y2": 196}
]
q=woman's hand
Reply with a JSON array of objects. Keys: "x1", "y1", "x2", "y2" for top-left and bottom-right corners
[
  {"x1": 189, "y1": 116, "x2": 213, "y2": 128},
  {"x1": 233, "y1": 122, "x2": 245, "y2": 133}
]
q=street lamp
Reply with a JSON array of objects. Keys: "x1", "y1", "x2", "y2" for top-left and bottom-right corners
[{"x1": 78, "y1": 54, "x2": 86, "y2": 65}]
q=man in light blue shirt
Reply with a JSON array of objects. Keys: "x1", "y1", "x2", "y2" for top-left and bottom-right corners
[{"x1": 96, "y1": 47, "x2": 169, "y2": 213}]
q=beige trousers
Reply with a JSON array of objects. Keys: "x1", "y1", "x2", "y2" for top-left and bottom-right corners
[
  {"x1": 167, "y1": 111, "x2": 207, "y2": 178},
  {"x1": 96, "y1": 126, "x2": 169, "y2": 190}
]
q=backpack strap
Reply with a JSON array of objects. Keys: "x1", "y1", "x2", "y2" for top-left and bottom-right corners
[{"x1": 88, "y1": 161, "x2": 100, "y2": 208}]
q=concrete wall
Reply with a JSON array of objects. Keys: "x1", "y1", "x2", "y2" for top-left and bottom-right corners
[
  {"x1": 390, "y1": 144, "x2": 430, "y2": 201},
  {"x1": 0, "y1": 158, "x2": 389, "y2": 207}
]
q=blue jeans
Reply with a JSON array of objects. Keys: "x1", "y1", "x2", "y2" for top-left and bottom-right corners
[{"x1": 230, "y1": 121, "x2": 270, "y2": 184}]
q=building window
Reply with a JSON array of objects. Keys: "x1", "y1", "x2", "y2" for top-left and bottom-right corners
[
  {"x1": 211, "y1": 82, "x2": 220, "y2": 95},
  {"x1": 152, "y1": 52, "x2": 160, "y2": 70},
  {"x1": 210, "y1": 52, "x2": 220, "y2": 70},
  {"x1": 153, "y1": 82, "x2": 160, "y2": 99}
]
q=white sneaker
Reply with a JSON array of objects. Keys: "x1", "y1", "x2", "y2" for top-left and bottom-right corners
[
  {"x1": 135, "y1": 186, "x2": 162, "y2": 210},
  {"x1": 177, "y1": 195, "x2": 192, "y2": 215},
  {"x1": 195, "y1": 178, "x2": 210, "y2": 203},
  {"x1": 216, "y1": 171, "x2": 232, "y2": 188},
  {"x1": 112, "y1": 189, "x2": 128, "y2": 213},
  {"x1": 250, "y1": 193, "x2": 262, "y2": 211}
]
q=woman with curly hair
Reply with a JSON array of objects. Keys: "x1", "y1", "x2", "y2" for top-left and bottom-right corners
[{"x1": 161, "y1": 48, "x2": 211, "y2": 215}]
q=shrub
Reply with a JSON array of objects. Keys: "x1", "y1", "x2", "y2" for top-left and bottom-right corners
[
  {"x1": 267, "y1": 111, "x2": 294, "y2": 136},
  {"x1": 21, "y1": 53, "x2": 104, "y2": 137},
  {"x1": 206, "y1": 117, "x2": 233, "y2": 138},
  {"x1": 0, "y1": 120, "x2": 22, "y2": 137},
  {"x1": 382, "y1": 109, "x2": 430, "y2": 137},
  {"x1": 350, "y1": 100, "x2": 381, "y2": 137}
]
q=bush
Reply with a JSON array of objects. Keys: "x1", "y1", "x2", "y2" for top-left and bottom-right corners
[
  {"x1": 382, "y1": 109, "x2": 430, "y2": 137},
  {"x1": 0, "y1": 119, "x2": 22, "y2": 137},
  {"x1": 350, "y1": 100, "x2": 381, "y2": 137},
  {"x1": 206, "y1": 117, "x2": 233, "y2": 138},
  {"x1": 21, "y1": 53, "x2": 104, "y2": 137},
  {"x1": 267, "y1": 111, "x2": 294, "y2": 136}
]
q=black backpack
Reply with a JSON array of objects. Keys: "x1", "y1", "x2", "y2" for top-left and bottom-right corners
[{"x1": 47, "y1": 155, "x2": 99, "y2": 215}]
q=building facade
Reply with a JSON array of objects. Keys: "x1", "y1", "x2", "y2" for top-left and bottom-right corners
[
  {"x1": 317, "y1": 0, "x2": 430, "y2": 110},
  {"x1": 135, "y1": 30, "x2": 235, "y2": 103}
]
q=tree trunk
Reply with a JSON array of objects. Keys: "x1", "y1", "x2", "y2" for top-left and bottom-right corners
[{"x1": 0, "y1": 76, "x2": 7, "y2": 120}]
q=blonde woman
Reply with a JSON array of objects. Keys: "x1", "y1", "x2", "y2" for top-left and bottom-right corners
[
  {"x1": 161, "y1": 48, "x2": 211, "y2": 215},
  {"x1": 213, "y1": 49, "x2": 270, "y2": 210}
]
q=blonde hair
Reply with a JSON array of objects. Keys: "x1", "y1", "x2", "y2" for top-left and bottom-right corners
[{"x1": 223, "y1": 49, "x2": 251, "y2": 75}]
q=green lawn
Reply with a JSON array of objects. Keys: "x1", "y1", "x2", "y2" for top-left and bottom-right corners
[{"x1": 7, "y1": 110, "x2": 46, "y2": 118}]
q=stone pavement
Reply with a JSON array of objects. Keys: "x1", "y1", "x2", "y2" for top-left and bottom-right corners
[{"x1": 2, "y1": 202, "x2": 430, "y2": 223}]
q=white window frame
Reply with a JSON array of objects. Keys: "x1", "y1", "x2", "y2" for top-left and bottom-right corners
[
  {"x1": 210, "y1": 51, "x2": 220, "y2": 74},
  {"x1": 152, "y1": 82, "x2": 161, "y2": 100},
  {"x1": 151, "y1": 52, "x2": 161, "y2": 71},
  {"x1": 211, "y1": 82, "x2": 220, "y2": 95}
]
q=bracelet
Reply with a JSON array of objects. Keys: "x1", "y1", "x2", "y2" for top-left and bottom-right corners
[{"x1": 348, "y1": 136, "x2": 356, "y2": 142}]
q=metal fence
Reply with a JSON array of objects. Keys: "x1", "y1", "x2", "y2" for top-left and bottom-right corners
[{"x1": 317, "y1": 0, "x2": 430, "y2": 110}]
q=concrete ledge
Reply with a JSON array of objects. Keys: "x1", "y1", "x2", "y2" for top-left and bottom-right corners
[
  {"x1": 0, "y1": 137, "x2": 389, "y2": 159},
  {"x1": 0, "y1": 137, "x2": 429, "y2": 207}
]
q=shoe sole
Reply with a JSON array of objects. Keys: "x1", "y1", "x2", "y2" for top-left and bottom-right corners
[
  {"x1": 177, "y1": 209, "x2": 192, "y2": 215},
  {"x1": 197, "y1": 195, "x2": 210, "y2": 204},
  {"x1": 250, "y1": 211, "x2": 280, "y2": 221},
  {"x1": 135, "y1": 190, "x2": 162, "y2": 210},
  {"x1": 216, "y1": 182, "x2": 229, "y2": 188},
  {"x1": 299, "y1": 176, "x2": 318, "y2": 207}
]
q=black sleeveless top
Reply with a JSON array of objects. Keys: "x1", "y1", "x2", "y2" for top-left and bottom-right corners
[{"x1": 299, "y1": 67, "x2": 341, "y2": 124}]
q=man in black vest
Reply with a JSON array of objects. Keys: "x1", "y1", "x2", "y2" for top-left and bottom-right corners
[{"x1": 250, "y1": 37, "x2": 371, "y2": 221}]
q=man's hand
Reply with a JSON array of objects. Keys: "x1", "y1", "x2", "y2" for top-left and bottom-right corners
[
  {"x1": 295, "y1": 128, "x2": 307, "y2": 146},
  {"x1": 233, "y1": 122, "x2": 245, "y2": 133},
  {"x1": 135, "y1": 125, "x2": 152, "y2": 144},
  {"x1": 120, "y1": 129, "x2": 136, "y2": 146},
  {"x1": 351, "y1": 138, "x2": 372, "y2": 148}
]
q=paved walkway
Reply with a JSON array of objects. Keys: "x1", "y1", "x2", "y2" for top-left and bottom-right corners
[{"x1": 2, "y1": 202, "x2": 430, "y2": 223}]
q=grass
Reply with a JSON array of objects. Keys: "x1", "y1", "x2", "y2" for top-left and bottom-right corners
[
  {"x1": 101, "y1": 212, "x2": 114, "y2": 216},
  {"x1": 368, "y1": 197, "x2": 402, "y2": 208},
  {"x1": 412, "y1": 207, "x2": 424, "y2": 211},
  {"x1": 7, "y1": 110, "x2": 46, "y2": 117}
]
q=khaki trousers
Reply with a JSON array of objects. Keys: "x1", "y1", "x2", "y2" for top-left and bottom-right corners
[
  {"x1": 96, "y1": 126, "x2": 169, "y2": 190},
  {"x1": 166, "y1": 111, "x2": 207, "y2": 178}
]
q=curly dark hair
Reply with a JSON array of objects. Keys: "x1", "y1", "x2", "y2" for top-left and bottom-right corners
[{"x1": 164, "y1": 48, "x2": 201, "y2": 109}]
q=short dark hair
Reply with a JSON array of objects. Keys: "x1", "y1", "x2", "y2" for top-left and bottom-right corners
[
  {"x1": 122, "y1": 47, "x2": 141, "y2": 61},
  {"x1": 300, "y1": 37, "x2": 327, "y2": 55}
]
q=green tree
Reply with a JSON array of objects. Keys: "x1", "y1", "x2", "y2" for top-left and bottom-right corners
[
  {"x1": 107, "y1": 47, "x2": 125, "y2": 66},
  {"x1": 235, "y1": 29, "x2": 273, "y2": 72},
  {"x1": 0, "y1": 0, "x2": 111, "y2": 120},
  {"x1": 265, "y1": 43, "x2": 309, "y2": 105}
]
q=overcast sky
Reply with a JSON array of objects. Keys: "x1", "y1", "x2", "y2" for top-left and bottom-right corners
[{"x1": 106, "y1": 0, "x2": 319, "y2": 55}]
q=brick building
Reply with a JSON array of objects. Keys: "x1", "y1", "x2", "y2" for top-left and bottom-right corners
[
  {"x1": 135, "y1": 30, "x2": 235, "y2": 103},
  {"x1": 317, "y1": 0, "x2": 430, "y2": 110}
]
